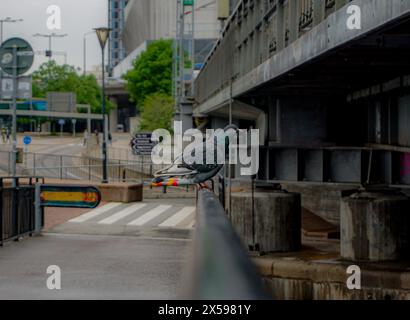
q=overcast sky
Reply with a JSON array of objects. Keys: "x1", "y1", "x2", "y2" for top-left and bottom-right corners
[{"x1": 0, "y1": 0, "x2": 108, "y2": 74}]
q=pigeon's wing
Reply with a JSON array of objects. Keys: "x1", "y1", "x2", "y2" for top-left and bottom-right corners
[{"x1": 154, "y1": 154, "x2": 197, "y2": 178}]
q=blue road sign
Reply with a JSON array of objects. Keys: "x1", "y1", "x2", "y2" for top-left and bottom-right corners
[
  {"x1": 23, "y1": 136, "x2": 32, "y2": 145},
  {"x1": 58, "y1": 119, "x2": 65, "y2": 126}
]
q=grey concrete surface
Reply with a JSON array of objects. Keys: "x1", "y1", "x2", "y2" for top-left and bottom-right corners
[{"x1": 0, "y1": 233, "x2": 190, "y2": 300}]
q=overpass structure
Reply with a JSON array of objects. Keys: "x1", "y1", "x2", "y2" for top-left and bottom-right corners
[
  {"x1": 194, "y1": 0, "x2": 410, "y2": 187},
  {"x1": 193, "y1": 0, "x2": 410, "y2": 266}
]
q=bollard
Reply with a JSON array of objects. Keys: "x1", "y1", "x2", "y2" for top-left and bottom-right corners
[
  {"x1": 341, "y1": 189, "x2": 410, "y2": 262},
  {"x1": 230, "y1": 190, "x2": 301, "y2": 253}
]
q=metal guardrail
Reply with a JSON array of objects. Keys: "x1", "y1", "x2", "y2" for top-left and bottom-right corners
[
  {"x1": 186, "y1": 189, "x2": 269, "y2": 300},
  {"x1": 0, "y1": 150, "x2": 167, "y2": 183},
  {"x1": 0, "y1": 176, "x2": 44, "y2": 245}
]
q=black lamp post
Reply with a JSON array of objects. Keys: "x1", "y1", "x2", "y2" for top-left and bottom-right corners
[{"x1": 94, "y1": 27, "x2": 111, "y2": 183}]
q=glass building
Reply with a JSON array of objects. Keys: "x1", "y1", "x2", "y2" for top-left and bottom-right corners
[{"x1": 108, "y1": 0, "x2": 128, "y2": 75}]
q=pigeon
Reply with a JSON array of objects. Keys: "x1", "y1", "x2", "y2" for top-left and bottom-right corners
[{"x1": 151, "y1": 124, "x2": 239, "y2": 188}]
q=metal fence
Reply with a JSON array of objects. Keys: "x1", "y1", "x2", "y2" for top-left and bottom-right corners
[
  {"x1": 0, "y1": 177, "x2": 43, "y2": 245},
  {"x1": 0, "y1": 150, "x2": 166, "y2": 183},
  {"x1": 185, "y1": 188, "x2": 268, "y2": 299}
]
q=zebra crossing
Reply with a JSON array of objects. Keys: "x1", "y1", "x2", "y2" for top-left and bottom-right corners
[{"x1": 68, "y1": 202, "x2": 196, "y2": 230}]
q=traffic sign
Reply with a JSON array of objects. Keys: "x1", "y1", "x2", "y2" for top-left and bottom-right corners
[
  {"x1": 58, "y1": 119, "x2": 66, "y2": 126},
  {"x1": 0, "y1": 76, "x2": 32, "y2": 99},
  {"x1": 23, "y1": 136, "x2": 32, "y2": 145},
  {"x1": 0, "y1": 38, "x2": 34, "y2": 76},
  {"x1": 40, "y1": 185, "x2": 101, "y2": 208},
  {"x1": 131, "y1": 133, "x2": 157, "y2": 156}
]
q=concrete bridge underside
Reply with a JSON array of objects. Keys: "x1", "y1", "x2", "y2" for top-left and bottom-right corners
[{"x1": 194, "y1": 0, "x2": 410, "y2": 229}]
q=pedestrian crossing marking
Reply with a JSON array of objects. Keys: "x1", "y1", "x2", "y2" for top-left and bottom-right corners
[
  {"x1": 159, "y1": 207, "x2": 196, "y2": 228},
  {"x1": 69, "y1": 202, "x2": 122, "y2": 223},
  {"x1": 127, "y1": 205, "x2": 172, "y2": 226},
  {"x1": 98, "y1": 203, "x2": 147, "y2": 225}
]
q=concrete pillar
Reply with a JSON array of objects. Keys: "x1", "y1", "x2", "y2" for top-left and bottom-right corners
[
  {"x1": 109, "y1": 108, "x2": 118, "y2": 133},
  {"x1": 230, "y1": 190, "x2": 301, "y2": 253},
  {"x1": 341, "y1": 190, "x2": 410, "y2": 262}
]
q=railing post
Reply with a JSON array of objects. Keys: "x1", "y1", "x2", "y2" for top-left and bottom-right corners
[
  {"x1": 313, "y1": 0, "x2": 326, "y2": 26},
  {"x1": 88, "y1": 158, "x2": 91, "y2": 181},
  {"x1": 34, "y1": 183, "x2": 42, "y2": 235},
  {"x1": 289, "y1": 0, "x2": 300, "y2": 42},
  {"x1": 33, "y1": 153, "x2": 36, "y2": 177},
  {"x1": 0, "y1": 181, "x2": 3, "y2": 246},
  {"x1": 60, "y1": 155, "x2": 63, "y2": 180}
]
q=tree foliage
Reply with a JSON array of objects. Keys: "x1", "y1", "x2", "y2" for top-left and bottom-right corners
[
  {"x1": 124, "y1": 40, "x2": 173, "y2": 106},
  {"x1": 138, "y1": 93, "x2": 175, "y2": 133},
  {"x1": 32, "y1": 60, "x2": 113, "y2": 114}
]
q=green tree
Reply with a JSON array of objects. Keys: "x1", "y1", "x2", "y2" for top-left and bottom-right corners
[
  {"x1": 124, "y1": 40, "x2": 173, "y2": 106},
  {"x1": 32, "y1": 60, "x2": 113, "y2": 114},
  {"x1": 138, "y1": 93, "x2": 174, "y2": 133}
]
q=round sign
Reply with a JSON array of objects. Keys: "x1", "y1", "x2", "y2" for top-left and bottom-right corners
[
  {"x1": 0, "y1": 38, "x2": 34, "y2": 76},
  {"x1": 58, "y1": 119, "x2": 66, "y2": 126},
  {"x1": 23, "y1": 136, "x2": 32, "y2": 145}
]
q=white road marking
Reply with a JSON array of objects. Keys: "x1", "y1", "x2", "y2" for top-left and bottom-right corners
[
  {"x1": 159, "y1": 207, "x2": 196, "y2": 228},
  {"x1": 98, "y1": 203, "x2": 147, "y2": 225},
  {"x1": 127, "y1": 205, "x2": 172, "y2": 226},
  {"x1": 69, "y1": 203, "x2": 123, "y2": 223}
]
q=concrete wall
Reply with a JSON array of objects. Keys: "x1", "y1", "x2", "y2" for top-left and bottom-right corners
[{"x1": 274, "y1": 98, "x2": 327, "y2": 146}]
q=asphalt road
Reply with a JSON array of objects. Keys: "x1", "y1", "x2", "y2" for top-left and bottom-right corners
[
  {"x1": 0, "y1": 136, "x2": 196, "y2": 300},
  {"x1": 0, "y1": 233, "x2": 190, "y2": 300}
]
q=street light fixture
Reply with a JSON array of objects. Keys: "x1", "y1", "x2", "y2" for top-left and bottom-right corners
[
  {"x1": 33, "y1": 32, "x2": 68, "y2": 62},
  {"x1": 0, "y1": 17, "x2": 24, "y2": 44},
  {"x1": 94, "y1": 27, "x2": 111, "y2": 184}
]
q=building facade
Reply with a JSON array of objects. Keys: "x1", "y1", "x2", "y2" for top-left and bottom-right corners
[
  {"x1": 108, "y1": 0, "x2": 226, "y2": 133},
  {"x1": 108, "y1": 0, "x2": 128, "y2": 74}
]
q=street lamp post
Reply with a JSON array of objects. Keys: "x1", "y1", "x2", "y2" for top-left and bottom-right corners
[
  {"x1": 94, "y1": 27, "x2": 111, "y2": 184},
  {"x1": 33, "y1": 32, "x2": 67, "y2": 62}
]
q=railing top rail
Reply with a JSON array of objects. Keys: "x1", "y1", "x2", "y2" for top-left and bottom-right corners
[{"x1": 186, "y1": 189, "x2": 269, "y2": 300}]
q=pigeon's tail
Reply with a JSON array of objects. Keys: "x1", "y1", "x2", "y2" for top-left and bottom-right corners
[{"x1": 151, "y1": 177, "x2": 194, "y2": 187}]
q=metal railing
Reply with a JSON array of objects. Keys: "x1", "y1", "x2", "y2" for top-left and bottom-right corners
[
  {"x1": 185, "y1": 189, "x2": 268, "y2": 299},
  {"x1": 0, "y1": 177, "x2": 44, "y2": 245},
  {"x1": 0, "y1": 150, "x2": 167, "y2": 183}
]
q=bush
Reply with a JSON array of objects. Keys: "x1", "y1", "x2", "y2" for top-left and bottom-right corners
[{"x1": 138, "y1": 93, "x2": 174, "y2": 133}]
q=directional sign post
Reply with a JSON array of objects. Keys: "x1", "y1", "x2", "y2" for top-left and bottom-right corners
[
  {"x1": 131, "y1": 133, "x2": 157, "y2": 156},
  {"x1": 23, "y1": 136, "x2": 32, "y2": 166},
  {"x1": 131, "y1": 133, "x2": 157, "y2": 184},
  {"x1": 0, "y1": 38, "x2": 34, "y2": 185},
  {"x1": 58, "y1": 119, "x2": 65, "y2": 136},
  {"x1": 34, "y1": 184, "x2": 101, "y2": 233}
]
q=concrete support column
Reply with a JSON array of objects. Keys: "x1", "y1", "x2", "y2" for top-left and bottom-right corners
[
  {"x1": 341, "y1": 190, "x2": 410, "y2": 262},
  {"x1": 230, "y1": 190, "x2": 301, "y2": 253}
]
